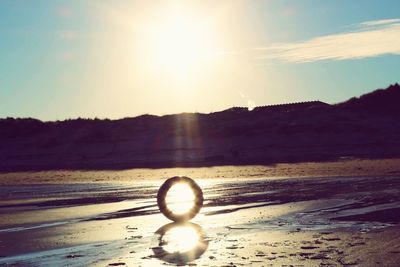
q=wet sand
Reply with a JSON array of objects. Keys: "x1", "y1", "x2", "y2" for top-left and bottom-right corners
[
  {"x1": 1, "y1": 160, "x2": 400, "y2": 266},
  {"x1": 1, "y1": 158, "x2": 400, "y2": 185}
]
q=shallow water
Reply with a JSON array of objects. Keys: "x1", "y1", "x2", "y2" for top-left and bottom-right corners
[{"x1": 0, "y1": 174, "x2": 399, "y2": 266}]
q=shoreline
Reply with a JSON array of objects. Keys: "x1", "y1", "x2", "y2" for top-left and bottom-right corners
[
  {"x1": 1, "y1": 155, "x2": 399, "y2": 173},
  {"x1": 1, "y1": 158, "x2": 400, "y2": 185}
]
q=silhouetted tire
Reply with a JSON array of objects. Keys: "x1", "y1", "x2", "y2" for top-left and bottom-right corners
[{"x1": 157, "y1": 176, "x2": 203, "y2": 222}]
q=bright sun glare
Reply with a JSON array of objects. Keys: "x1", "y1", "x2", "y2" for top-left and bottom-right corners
[
  {"x1": 165, "y1": 182, "x2": 196, "y2": 215},
  {"x1": 162, "y1": 226, "x2": 200, "y2": 253},
  {"x1": 146, "y1": 8, "x2": 218, "y2": 82}
]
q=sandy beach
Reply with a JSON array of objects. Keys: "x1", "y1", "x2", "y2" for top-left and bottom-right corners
[
  {"x1": 2, "y1": 0, "x2": 400, "y2": 265},
  {"x1": 1, "y1": 159, "x2": 400, "y2": 266},
  {"x1": 1, "y1": 158, "x2": 400, "y2": 185}
]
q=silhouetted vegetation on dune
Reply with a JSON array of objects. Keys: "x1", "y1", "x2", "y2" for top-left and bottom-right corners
[
  {"x1": 338, "y1": 83, "x2": 400, "y2": 113},
  {"x1": 1, "y1": 84, "x2": 400, "y2": 171}
]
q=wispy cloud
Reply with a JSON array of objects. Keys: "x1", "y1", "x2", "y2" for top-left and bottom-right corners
[
  {"x1": 359, "y1": 18, "x2": 400, "y2": 27},
  {"x1": 257, "y1": 19, "x2": 400, "y2": 63}
]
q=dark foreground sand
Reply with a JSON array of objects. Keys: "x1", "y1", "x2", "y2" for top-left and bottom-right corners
[{"x1": 0, "y1": 159, "x2": 400, "y2": 266}]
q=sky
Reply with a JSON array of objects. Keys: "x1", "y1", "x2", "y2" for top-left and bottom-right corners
[{"x1": 0, "y1": 0, "x2": 399, "y2": 121}]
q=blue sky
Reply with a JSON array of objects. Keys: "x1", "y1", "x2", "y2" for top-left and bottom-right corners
[{"x1": 0, "y1": 0, "x2": 399, "y2": 120}]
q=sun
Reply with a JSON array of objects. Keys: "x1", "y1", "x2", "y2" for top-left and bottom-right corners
[
  {"x1": 145, "y1": 8, "x2": 218, "y2": 82},
  {"x1": 165, "y1": 182, "x2": 196, "y2": 215}
]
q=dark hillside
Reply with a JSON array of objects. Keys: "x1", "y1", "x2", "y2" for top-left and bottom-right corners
[{"x1": 1, "y1": 84, "x2": 400, "y2": 171}]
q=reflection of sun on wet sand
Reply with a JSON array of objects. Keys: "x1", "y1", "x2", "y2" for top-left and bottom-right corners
[
  {"x1": 1, "y1": 160, "x2": 400, "y2": 266},
  {"x1": 152, "y1": 222, "x2": 208, "y2": 265}
]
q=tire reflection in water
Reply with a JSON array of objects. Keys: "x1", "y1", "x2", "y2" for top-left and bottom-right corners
[{"x1": 152, "y1": 222, "x2": 208, "y2": 265}]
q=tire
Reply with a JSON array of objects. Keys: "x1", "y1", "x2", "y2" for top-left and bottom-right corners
[{"x1": 157, "y1": 176, "x2": 203, "y2": 222}]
